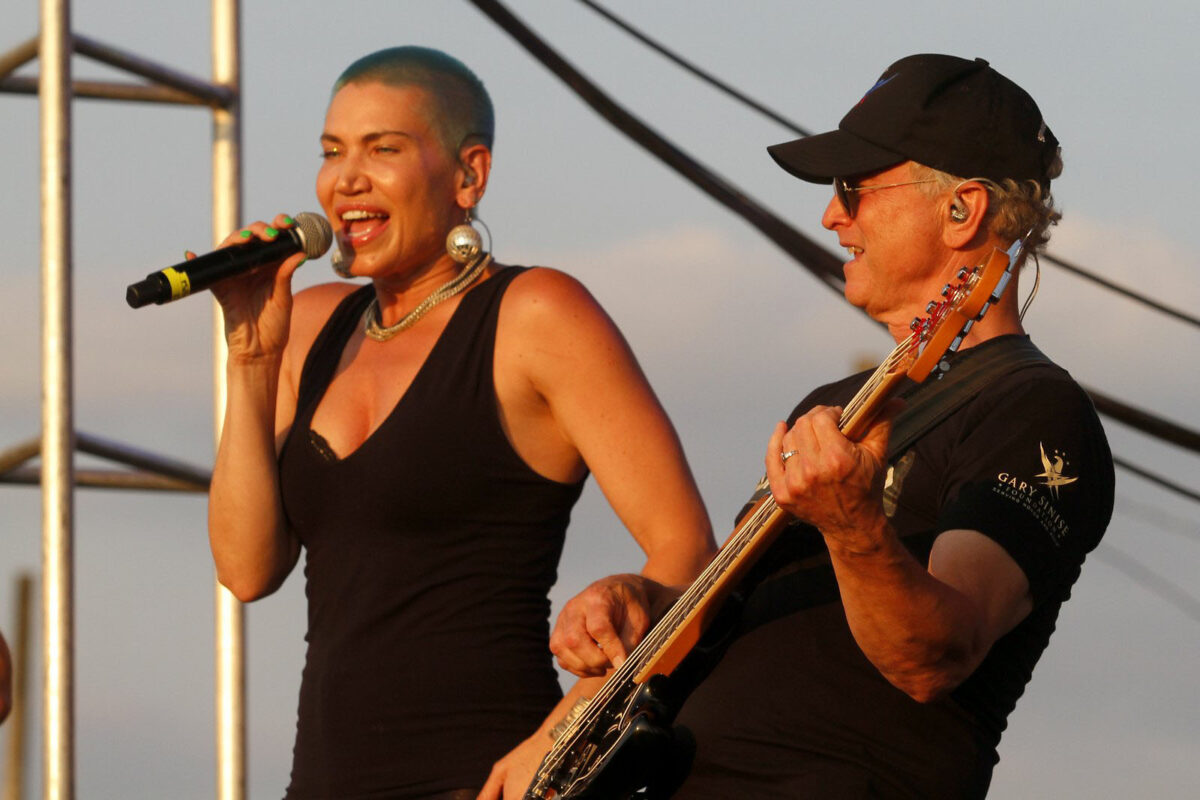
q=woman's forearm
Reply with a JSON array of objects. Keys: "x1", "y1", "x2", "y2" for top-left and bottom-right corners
[{"x1": 208, "y1": 358, "x2": 298, "y2": 601}]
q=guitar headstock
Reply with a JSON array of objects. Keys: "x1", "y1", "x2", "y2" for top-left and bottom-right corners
[
  {"x1": 906, "y1": 236, "x2": 1025, "y2": 383},
  {"x1": 837, "y1": 236, "x2": 1027, "y2": 441}
]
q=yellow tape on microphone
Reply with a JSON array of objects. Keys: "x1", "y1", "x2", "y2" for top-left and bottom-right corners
[{"x1": 161, "y1": 267, "x2": 192, "y2": 300}]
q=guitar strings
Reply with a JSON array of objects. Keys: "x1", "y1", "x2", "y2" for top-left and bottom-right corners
[{"x1": 841, "y1": 332, "x2": 917, "y2": 427}]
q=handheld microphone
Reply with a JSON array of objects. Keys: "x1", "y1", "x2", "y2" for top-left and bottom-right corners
[{"x1": 125, "y1": 212, "x2": 333, "y2": 308}]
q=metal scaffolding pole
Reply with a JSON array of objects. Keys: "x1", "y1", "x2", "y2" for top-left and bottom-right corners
[
  {"x1": 38, "y1": 0, "x2": 74, "y2": 796},
  {"x1": 5, "y1": 1, "x2": 244, "y2": 795},
  {"x1": 211, "y1": 2, "x2": 245, "y2": 799}
]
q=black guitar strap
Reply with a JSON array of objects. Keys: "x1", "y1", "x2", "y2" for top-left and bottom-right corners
[{"x1": 887, "y1": 335, "x2": 1051, "y2": 462}]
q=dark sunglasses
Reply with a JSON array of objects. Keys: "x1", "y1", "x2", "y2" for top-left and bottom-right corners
[{"x1": 833, "y1": 176, "x2": 938, "y2": 218}]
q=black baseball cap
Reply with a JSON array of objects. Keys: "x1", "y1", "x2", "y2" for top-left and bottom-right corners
[{"x1": 767, "y1": 54, "x2": 1059, "y2": 190}]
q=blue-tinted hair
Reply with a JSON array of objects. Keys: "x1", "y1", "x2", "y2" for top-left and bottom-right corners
[{"x1": 334, "y1": 46, "x2": 495, "y2": 157}]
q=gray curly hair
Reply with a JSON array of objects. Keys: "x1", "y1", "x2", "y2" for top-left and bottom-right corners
[{"x1": 909, "y1": 152, "x2": 1063, "y2": 256}]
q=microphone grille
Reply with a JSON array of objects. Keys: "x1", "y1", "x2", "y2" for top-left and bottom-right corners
[{"x1": 292, "y1": 212, "x2": 334, "y2": 259}]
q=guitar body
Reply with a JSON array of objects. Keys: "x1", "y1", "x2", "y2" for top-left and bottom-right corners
[
  {"x1": 553, "y1": 707, "x2": 681, "y2": 799},
  {"x1": 524, "y1": 677, "x2": 684, "y2": 800},
  {"x1": 525, "y1": 599, "x2": 745, "y2": 800},
  {"x1": 565, "y1": 717, "x2": 673, "y2": 800}
]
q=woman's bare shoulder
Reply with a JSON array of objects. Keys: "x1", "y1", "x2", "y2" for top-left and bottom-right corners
[
  {"x1": 500, "y1": 266, "x2": 607, "y2": 324},
  {"x1": 496, "y1": 266, "x2": 634, "y2": 380}
]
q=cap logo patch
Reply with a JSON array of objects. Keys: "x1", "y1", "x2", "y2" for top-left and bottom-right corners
[{"x1": 856, "y1": 73, "x2": 897, "y2": 106}]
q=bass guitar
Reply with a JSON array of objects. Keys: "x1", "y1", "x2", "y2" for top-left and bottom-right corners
[{"x1": 524, "y1": 238, "x2": 1027, "y2": 800}]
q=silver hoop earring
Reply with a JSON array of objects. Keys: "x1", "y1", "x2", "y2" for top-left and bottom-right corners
[{"x1": 446, "y1": 208, "x2": 483, "y2": 264}]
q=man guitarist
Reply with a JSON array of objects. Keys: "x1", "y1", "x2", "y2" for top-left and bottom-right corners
[{"x1": 541, "y1": 54, "x2": 1114, "y2": 798}]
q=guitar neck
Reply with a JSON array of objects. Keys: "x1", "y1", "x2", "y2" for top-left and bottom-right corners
[{"x1": 632, "y1": 494, "x2": 786, "y2": 680}]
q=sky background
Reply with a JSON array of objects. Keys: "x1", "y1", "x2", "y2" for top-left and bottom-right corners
[{"x1": 2, "y1": 0, "x2": 1198, "y2": 797}]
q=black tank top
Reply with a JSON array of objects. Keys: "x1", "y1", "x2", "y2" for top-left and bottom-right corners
[{"x1": 278, "y1": 267, "x2": 585, "y2": 798}]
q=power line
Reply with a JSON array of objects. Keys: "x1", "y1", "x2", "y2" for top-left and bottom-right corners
[
  {"x1": 1042, "y1": 252, "x2": 1200, "y2": 330},
  {"x1": 1113, "y1": 456, "x2": 1200, "y2": 504},
  {"x1": 1087, "y1": 388, "x2": 1200, "y2": 456},
  {"x1": 575, "y1": 0, "x2": 810, "y2": 137}
]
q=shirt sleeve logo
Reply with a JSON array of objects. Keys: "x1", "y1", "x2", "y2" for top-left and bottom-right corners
[
  {"x1": 994, "y1": 442, "x2": 1078, "y2": 545},
  {"x1": 1034, "y1": 442, "x2": 1078, "y2": 499}
]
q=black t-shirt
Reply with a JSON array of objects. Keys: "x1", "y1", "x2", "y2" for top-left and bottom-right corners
[{"x1": 671, "y1": 335, "x2": 1114, "y2": 799}]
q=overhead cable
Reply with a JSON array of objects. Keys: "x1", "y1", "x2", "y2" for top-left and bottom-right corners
[
  {"x1": 1042, "y1": 253, "x2": 1200, "y2": 330},
  {"x1": 1088, "y1": 387, "x2": 1200, "y2": 455},
  {"x1": 1113, "y1": 456, "x2": 1200, "y2": 504},
  {"x1": 575, "y1": 0, "x2": 811, "y2": 137}
]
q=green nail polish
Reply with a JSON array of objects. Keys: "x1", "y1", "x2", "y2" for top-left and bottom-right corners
[
  {"x1": 265, "y1": 227, "x2": 279, "y2": 238},
  {"x1": 239, "y1": 230, "x2": 252, "y2": 239},
  {"x1": 297, "y1": 257, "x2": 307, "y2": 267},
  {"x1": 282, "y1": 216, "x2": 294, "y2": 225}
]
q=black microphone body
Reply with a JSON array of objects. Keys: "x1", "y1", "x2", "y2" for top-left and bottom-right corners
[{"x1": 126, "y1": 212, "x2": 332, "y2": 308}]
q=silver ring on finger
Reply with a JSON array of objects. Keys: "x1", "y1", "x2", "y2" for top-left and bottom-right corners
[{"x1": 781, "y1": 449, "x2": 800, "y2": 464}]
